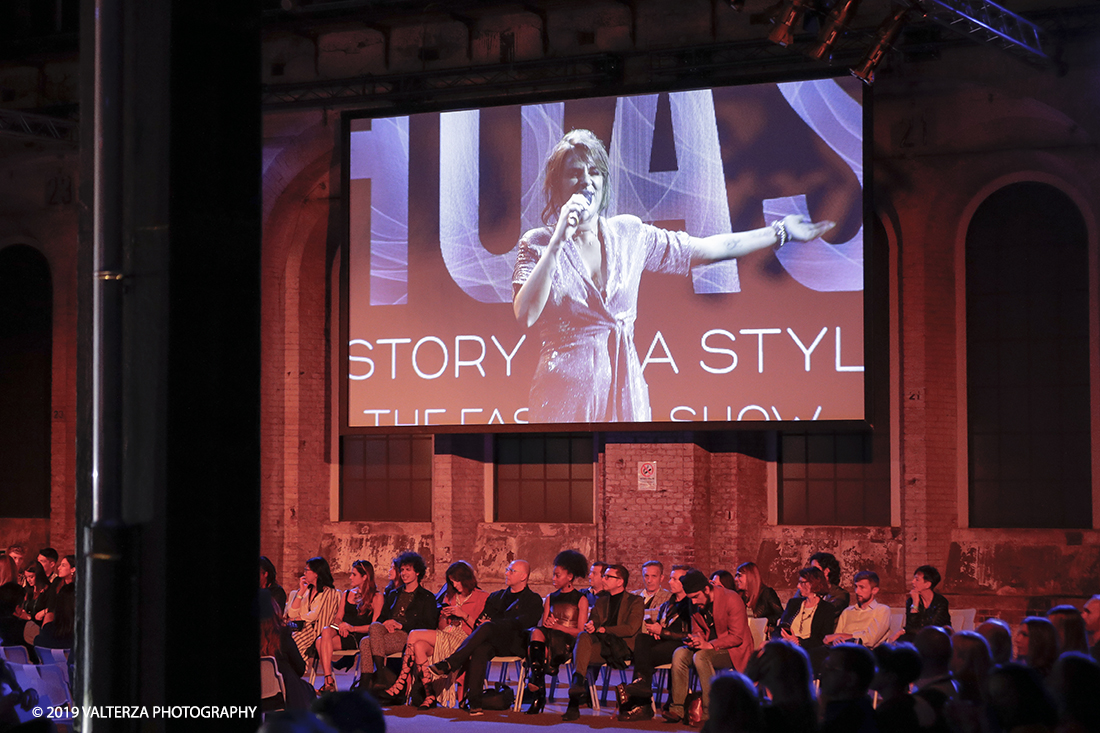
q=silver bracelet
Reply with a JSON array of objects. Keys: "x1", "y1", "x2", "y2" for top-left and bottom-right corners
[{"x1": 771, "y1": 219, "x2": 789, "y2": 248}]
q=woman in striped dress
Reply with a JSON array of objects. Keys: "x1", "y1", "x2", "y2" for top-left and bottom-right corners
[{"x1": 285, "y1": 556, "x2": 340, "y2": 663}]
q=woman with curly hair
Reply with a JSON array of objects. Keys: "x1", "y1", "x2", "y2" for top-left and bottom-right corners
[
  {"x1": 381, "y1": 560, "x2": 487, "y2": 709},
  {"x1": 523, "y1": 549, "x2": 590, "y2": 714}
]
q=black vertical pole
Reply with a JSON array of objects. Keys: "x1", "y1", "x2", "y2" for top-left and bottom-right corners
[{"x1": 80, "y1": 0, "x2": 261, "y2": 728}]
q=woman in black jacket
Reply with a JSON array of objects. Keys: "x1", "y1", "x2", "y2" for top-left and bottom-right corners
[{"x1": 774, "y1": 566, "x2": 837, "y2": 670}]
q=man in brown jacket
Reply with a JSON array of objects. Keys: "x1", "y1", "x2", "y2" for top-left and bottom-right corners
[
  {"x1": 564, "y1": 563, "x2": 644, "y2": 720},
  {"x1": 664, "y1": 569, "x2": 752, "y2": 725}
]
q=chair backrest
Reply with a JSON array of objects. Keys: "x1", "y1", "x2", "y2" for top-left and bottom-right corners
[
  {"x1": 35, "y1": 663, "x2": 72, "y2": 707},
  {"x1": 950, "y1": 608, "x2": 977, "y2": 632},
  {"x1": 889, "y1": 608, "x2": 906, "y2": 636},
  {"x1": 35, "y1": 647, "x2": 69, "y2": 665},
  {"x1": 748, "y1": 617, "x2": 768, "y2": 650},
  {"x1": 0, "y1": 645, "x2": 31, "y2": 665},
  {"x1": 260, "y1": 656, "x2": 286, "y2": 701}
]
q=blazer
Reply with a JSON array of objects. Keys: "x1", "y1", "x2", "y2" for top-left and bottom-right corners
[
  {"x1": 379, "y1": 584, "x2": 439, "y2": 632},
  {"x1": 775, "y1": 594, "x2": 838, "y2": 651},
  {"x1": 691, "y1": 585, "x2": 753, "y2": 671},
  {"x1": 590, "y1": 590, "x2": 645, "y2": 651},
  {"x1": 633, "y1": 587, "x2": 673, "y2": 612}
]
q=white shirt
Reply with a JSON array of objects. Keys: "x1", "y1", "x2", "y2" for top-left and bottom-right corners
[{"x1": 834, "y1": 598, "x2": 891, "y2": 648}]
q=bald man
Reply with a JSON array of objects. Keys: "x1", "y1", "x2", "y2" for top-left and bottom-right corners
[{"x1": 430, "y1": 560, "x2": 542, "y2": 715}]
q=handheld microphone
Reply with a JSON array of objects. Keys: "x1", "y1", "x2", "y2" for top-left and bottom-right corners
[{"x1": 566, "y1": 189, "x2": 595, "y2": 228}]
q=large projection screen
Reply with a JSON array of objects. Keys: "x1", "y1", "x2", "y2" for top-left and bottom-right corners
[{"x1": 346, "y1": 78, "x2": 865, "y2": 430}]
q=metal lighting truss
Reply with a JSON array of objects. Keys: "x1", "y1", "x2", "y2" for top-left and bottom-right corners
[
  {"x1": 916, "y1": 0, "x2": 1053, "y2": 65},
  {"x1": 0, "y1": 108, "x2": 78, "y2": 144}
]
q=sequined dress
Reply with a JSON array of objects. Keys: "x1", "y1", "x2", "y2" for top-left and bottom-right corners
[{"x1": 512, "y1": 215, "x2": 694, "y2": 423}]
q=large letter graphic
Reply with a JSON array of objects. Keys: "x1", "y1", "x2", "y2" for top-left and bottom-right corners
[
  {"x1": 767, "y1": 80, "x2": 864, "y2": 292},
  {"x1": 439, "y1": 105, "x2": 565, "y2": 303},
  {"x1": 349, "y1": 118, "x2": 410, "y2": 305},
  {"x1": 608, "y1": 90, "x2": 739, "y2": 293}
]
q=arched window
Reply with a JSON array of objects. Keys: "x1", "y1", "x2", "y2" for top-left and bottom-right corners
[
  {"x1": 966, "y1": 182, "x2": 1091, "y2": 527},
  {"x1": 0, "y1": 244, "x2": 52, "y2": 518}
]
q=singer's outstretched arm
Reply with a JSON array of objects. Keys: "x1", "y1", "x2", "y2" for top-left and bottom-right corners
[{"x1": 688, "y1": 215, "x2": 835, "y2": 265}]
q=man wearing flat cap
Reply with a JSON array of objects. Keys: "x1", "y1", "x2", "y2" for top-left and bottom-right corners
[{"x1": 664, "y1": 569, "x2": 753, "y2": 725}]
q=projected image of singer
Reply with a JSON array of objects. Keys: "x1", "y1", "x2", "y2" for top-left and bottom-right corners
[{"x1": 511, "y1": 129, "x2": 835, "y2": 423}]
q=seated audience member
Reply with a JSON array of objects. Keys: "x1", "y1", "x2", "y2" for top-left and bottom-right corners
[
  {"x1": 382, "y1": 558, "x2": 401, "y2": 594},
  {"x1": 259, "y1": 590, "x2": 316, "y2": 711},
  {"x1": 1046, "y1": 604, "x2": 1089, "y2": 654},
  {"x1": 0, "y1": 550, "x2": 16, "y2": 587},
  {"x1": 56, "y1": 555, "x2": 75, "y2": 587},
  {"x1": 36, "y1": 549, "x2": 58, "y2": 587},
  {"x1": 1078, "y1": 595, "x2": 1099, "y2": 662},
  {"x1": 894, "y1": 565, "x2": 950, "y2": 642},
  {"x1": 824, "y1": 570, "x2": 891, "y2": 649},
  {"x1": 818, "y1": 644, "x2": 877, "y2": 733},
  {"x1": 383, "y1": 560, "x2": 487, "y2": 709},
  {"x1": 913, "y1": 626, "x2": 958, "y2": 725},
  {"x1": 0, "y1": 583, "x2": 31, "y2": 649},
  {"x1": 1014, "y1": 615, "x2": 1059, "y2": 678},
  {"x1": 286, "y1": 556, "x2": 341, "y2": 665},
  {"x1": 948, "y1": 630, "x2": 992, "y2": 703},
  {"x1": 20, "y1": 562, "x2": 52, "y2": 624},
  {"x1": 583, "y1": 561, "x2": 608, "y2": 605},
  {"x1": 619, "y1": 565, "x2": 692, "y2": 720},
  {"x1": 428, "y1": 560, "x2": 541, "y2": 716},
  {"x1": 525, "y1": 550, "x2": 589, "y2": 715},
  {"x1": 710, "y1": 570, "x2": 736, "y2": 591},
  {"x1": 871, "y1": 643, "x2": 935, "y2": 733},
  {"x1": 704, "y1": 671, "x2": 764, "y2": 733},
  {"x1": 976, "y1": 618, "x2": 1013, "y2": 665},
  {"x1": 564, "y1": 563, "x2": 643, "y2": 721},
  {"x1": 260, "y1": 556, "x2": 288, "y2": 611},
  {"x1": 664, "y1": 569, "x2": 752, "y2": 726},
  {"x1": 985, "y1": 663, "x2": 1058, "y2": 733},
  {"x1": 809, "y1": 552, "x2": 850, "y2": 617},
  {"x1": 34, "y1": 583, "x2": 74, "y2": 649},
  {"x1": 356, "y1": 551, "x2": 437, "y2": 691},
  {"x1": 634, "y1": 560, "x2": 671, "y2": 612},
  {"x1": 1047, "y1": 652, "x2": 1100, "y2": 733},
  {"x1": 734, "y1": 562, "x2": 783, "y2": 632},
  {"x1": 6, "y1": 546, "x2": 28, "y2": 586},
  {"x1": 774, "y1": 566, "x2": 838, "y2": 660},
  {"x1": 316, "y1": 560, "x2": 384, "y2": 694},
  {"x1": 745, "y1": 640, "x2": 818, "y2": 733}
]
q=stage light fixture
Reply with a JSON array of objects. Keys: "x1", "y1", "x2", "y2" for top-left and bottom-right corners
[
  {"x1": 809, "y1": 0, "x2": 861, "y2": 61},
  {"x1": 727, "y1": 0, "x2": 746, "y2": 11},
  {"x1": 851, "y1": 2, "x2": 912, "y2": 84},
  {"x1": 768, "y1": 0, "x2": 812, "y2": 47}
]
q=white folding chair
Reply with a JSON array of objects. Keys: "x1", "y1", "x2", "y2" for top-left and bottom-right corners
[
  {"x1": 487, "y1": 656, "x2": 527, "y2": 712},
  {"x1": 950, "y1": 608, "x2": 977, "y2": 632},
  {"x1": 261, "y1": 656, "x2": 287, "y2": 711},
  {"x1": 889, "y1": 608, "x2": 906, "y2": 637},
  {"x1": 749, "y1": 617, "x2": 769, "y2": 650}
]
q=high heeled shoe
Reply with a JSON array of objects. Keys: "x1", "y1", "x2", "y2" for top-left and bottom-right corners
[
  {"x1": 524, "y1": 684, "x2": 545, "y2": 715},
  {"x1": 318, "y1": 675, "x2": 337, "y2": 693},
  {"x1": 381, "y1": 654, "x2": 415, "y2": 703},
  {"x1": 418, "y1": 695, "x2": 437, "y2": 710}
]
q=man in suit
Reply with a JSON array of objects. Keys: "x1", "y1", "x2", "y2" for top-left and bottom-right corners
[
  {"x1": 564, "y1": 563, "x2": 644, "y2": 720},
  {"x1": 664, "y1": 569, "x2": 752, "y2": 725},
  {"x1": 429, "y1": 560, "x2": 542, "y2": 715}
]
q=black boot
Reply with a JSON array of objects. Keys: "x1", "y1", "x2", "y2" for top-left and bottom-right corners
[
  {"x1": 563, "y1": 672, "x2": 588, "y2": 721},
  {"x1": 371, "y1": 655, "x2": 396, "y2": 691},
  {"x1": 524, "y1": 641, "x2": 548, "y2": 715}
]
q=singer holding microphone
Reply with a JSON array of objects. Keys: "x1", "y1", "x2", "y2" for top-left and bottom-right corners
[{"x1": 512, "y1": 129, "x2": 836, "y2": 423}]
